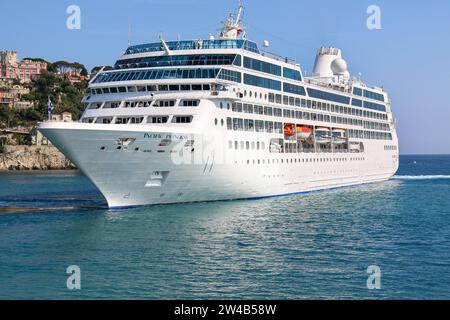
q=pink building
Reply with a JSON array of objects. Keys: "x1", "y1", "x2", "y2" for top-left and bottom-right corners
[{"x1": 0, "y1": 51, "x2": 47, "y2": 83}]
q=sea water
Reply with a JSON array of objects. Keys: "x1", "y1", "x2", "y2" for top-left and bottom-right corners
[{"x1": 0, "y1": 155, "x2": 449, "y2": 299}]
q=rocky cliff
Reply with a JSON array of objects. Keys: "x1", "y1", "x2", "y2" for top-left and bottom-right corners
[{"x1": 0, "y1": 145, "x2": 75, "y2": 170}]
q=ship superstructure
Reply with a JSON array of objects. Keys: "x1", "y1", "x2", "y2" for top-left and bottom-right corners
[{"x1": 39, "y1": 3, "x2": 399, "y2": 208}]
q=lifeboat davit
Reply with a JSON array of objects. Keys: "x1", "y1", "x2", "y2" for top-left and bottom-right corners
[
  {"x1": 296, "y1": 125, "x2": 312, "y2": 140},
  {"x1": 284, "y1": 123, "x2": 296, "y2": 137}
]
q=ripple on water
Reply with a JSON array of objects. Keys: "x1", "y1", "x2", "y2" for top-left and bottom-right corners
[{"x1": 1, "y1": 156, "x2": 450, "y2": 299}]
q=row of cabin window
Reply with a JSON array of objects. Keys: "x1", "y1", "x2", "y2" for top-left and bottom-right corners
[
  {"x1": 116, "y1": 116, "x2": 193, "y2": 124},
  {"x1": 363, "y1": 121, "x2": 390, "y2": 131},
  {"x1": 242, "y1": 57, "x2": 302, "y2": 81},
  {"x1": 270, "y1": 141, "x2": 348, "y2": 154},
  {"x1": 93, "y1": 68, "x2": 222, "y2": 84},
  {"x1": 267, "y1": 94, "x2": 388, "y2": 121},
  {"x1": 225, "y1": 117, "x2": 393, "y2": 140},
  {"x1": 242, "y1": 72, "x2": 386, "y2": 110},
  {"x1": 384, "y1": 145, "x2": 398, "y2": 151},
  {"x1": 348, "y1": 129, "x2": 393, "y2": 140},
  {"x1": 353, "y1": 87, "x2": 385, "y2": 102},
  {"x1": 90, "y1": 84, "x2": 212, "y2": 95},
  {"x1": 247, "y1": 157, "x2": 366, "y2": 164},
  {"x1": 114, "y1": 54, "x2": 240, "y2": 70},
  {"x1": 228, "y1": 140, "x2": 266, "y2": 151},
  {"x1": 227, "y1": 118, "x2": 283, "y2": 133},
  {"x1": 228, "y1": 103, "x2": 390, "y2": 131},
  {"x1": 82, "y1": 115, "x2": 193, "y2": 125},
  {"x1": 89, "y1": 100, "x2": 199, "y2": 109},
  {"x1": 124, "y1": 39, "x2": 260, "y2": 55}
]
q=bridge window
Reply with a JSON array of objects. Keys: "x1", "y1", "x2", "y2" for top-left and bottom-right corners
[
  {"x1": 154, "y1": 100, "x2": 175, "y2": 107},
  {"x1": 218, "y1": 69, "x2": 241, "y2": 83},
  {"x1": 181, "y1": 100, "x2": 199, "y2": 107},
  {"x1": 283, "y1": 67, "x2": 302, "y2": 81},
  {"x1": 93, "y1": 68, "x2": 222, "y2": 84},
  {"x1": 148, "y1": 116, "x2": 168, "y2": 124},
  {"x1": 173, "y1": 116, "x2": 193, "y2": 124},
  {"x1": 353, "y1": 87, "x2": 363, "y2": 96}
]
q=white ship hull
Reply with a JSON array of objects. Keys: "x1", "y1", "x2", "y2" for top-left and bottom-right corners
[{"x1": 39, "y1": 119, "x2": 398, "y2": 209}]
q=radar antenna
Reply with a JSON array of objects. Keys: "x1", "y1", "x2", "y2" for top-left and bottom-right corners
[{"x1": 219, "y1": 1, "x2": 246, "y2": 40}]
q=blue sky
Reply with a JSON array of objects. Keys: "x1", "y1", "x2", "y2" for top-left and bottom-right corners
[{"x1": 3, "y1": 0, "x2": 450, "y2": 154}]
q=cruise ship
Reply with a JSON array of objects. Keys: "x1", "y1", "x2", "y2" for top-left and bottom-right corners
[{"x1": 38, "y1": 4, "x2": 399, "y2": 208}]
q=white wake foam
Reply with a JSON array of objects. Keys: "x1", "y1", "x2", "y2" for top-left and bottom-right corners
[{"x1": 392, "y1": 175, "x2": 450, "y2": 180}]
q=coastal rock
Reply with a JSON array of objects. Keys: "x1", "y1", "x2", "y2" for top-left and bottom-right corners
[{"x1": 0, "y1": 145, "x2": 75, "y2": 171}]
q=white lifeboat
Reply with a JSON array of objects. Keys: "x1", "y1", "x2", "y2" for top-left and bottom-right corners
[
  {"x1": 332, "y1": 128, "x2": 347, "y2": 144},
  {"x1": 315, "y1": 127, "x2": 331, "y2": 144}
]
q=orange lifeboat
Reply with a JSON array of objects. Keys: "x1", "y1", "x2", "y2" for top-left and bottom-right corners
[
  {"x1": 296, "y1": 125, "x2": 312, "y2": 140},
  {"x1": 284, "y1": 123, "x2": 296, "y2": 137}
]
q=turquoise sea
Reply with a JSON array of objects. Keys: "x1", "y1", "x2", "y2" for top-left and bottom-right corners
[{"x1": 0, "y1": 155, "x2": 449, "y2": 299}]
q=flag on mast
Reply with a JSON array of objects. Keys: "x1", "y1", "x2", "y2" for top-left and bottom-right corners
[{"x1": 47, "y1": 96, "x2": 54, "y2": 120}]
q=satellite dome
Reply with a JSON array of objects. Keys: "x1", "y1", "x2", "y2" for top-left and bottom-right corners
[{"x1": 331, "y1": 58, "x2": 348, "y2": 74}]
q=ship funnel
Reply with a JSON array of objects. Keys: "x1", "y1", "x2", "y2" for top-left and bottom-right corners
[{"x1": 313, "y1": 47, "x2": 349, "y2": 79}]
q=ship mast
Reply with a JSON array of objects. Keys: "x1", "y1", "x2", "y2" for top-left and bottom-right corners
[{"x1": 219, "y1": 1, "x2": 245, "y2": 40}]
